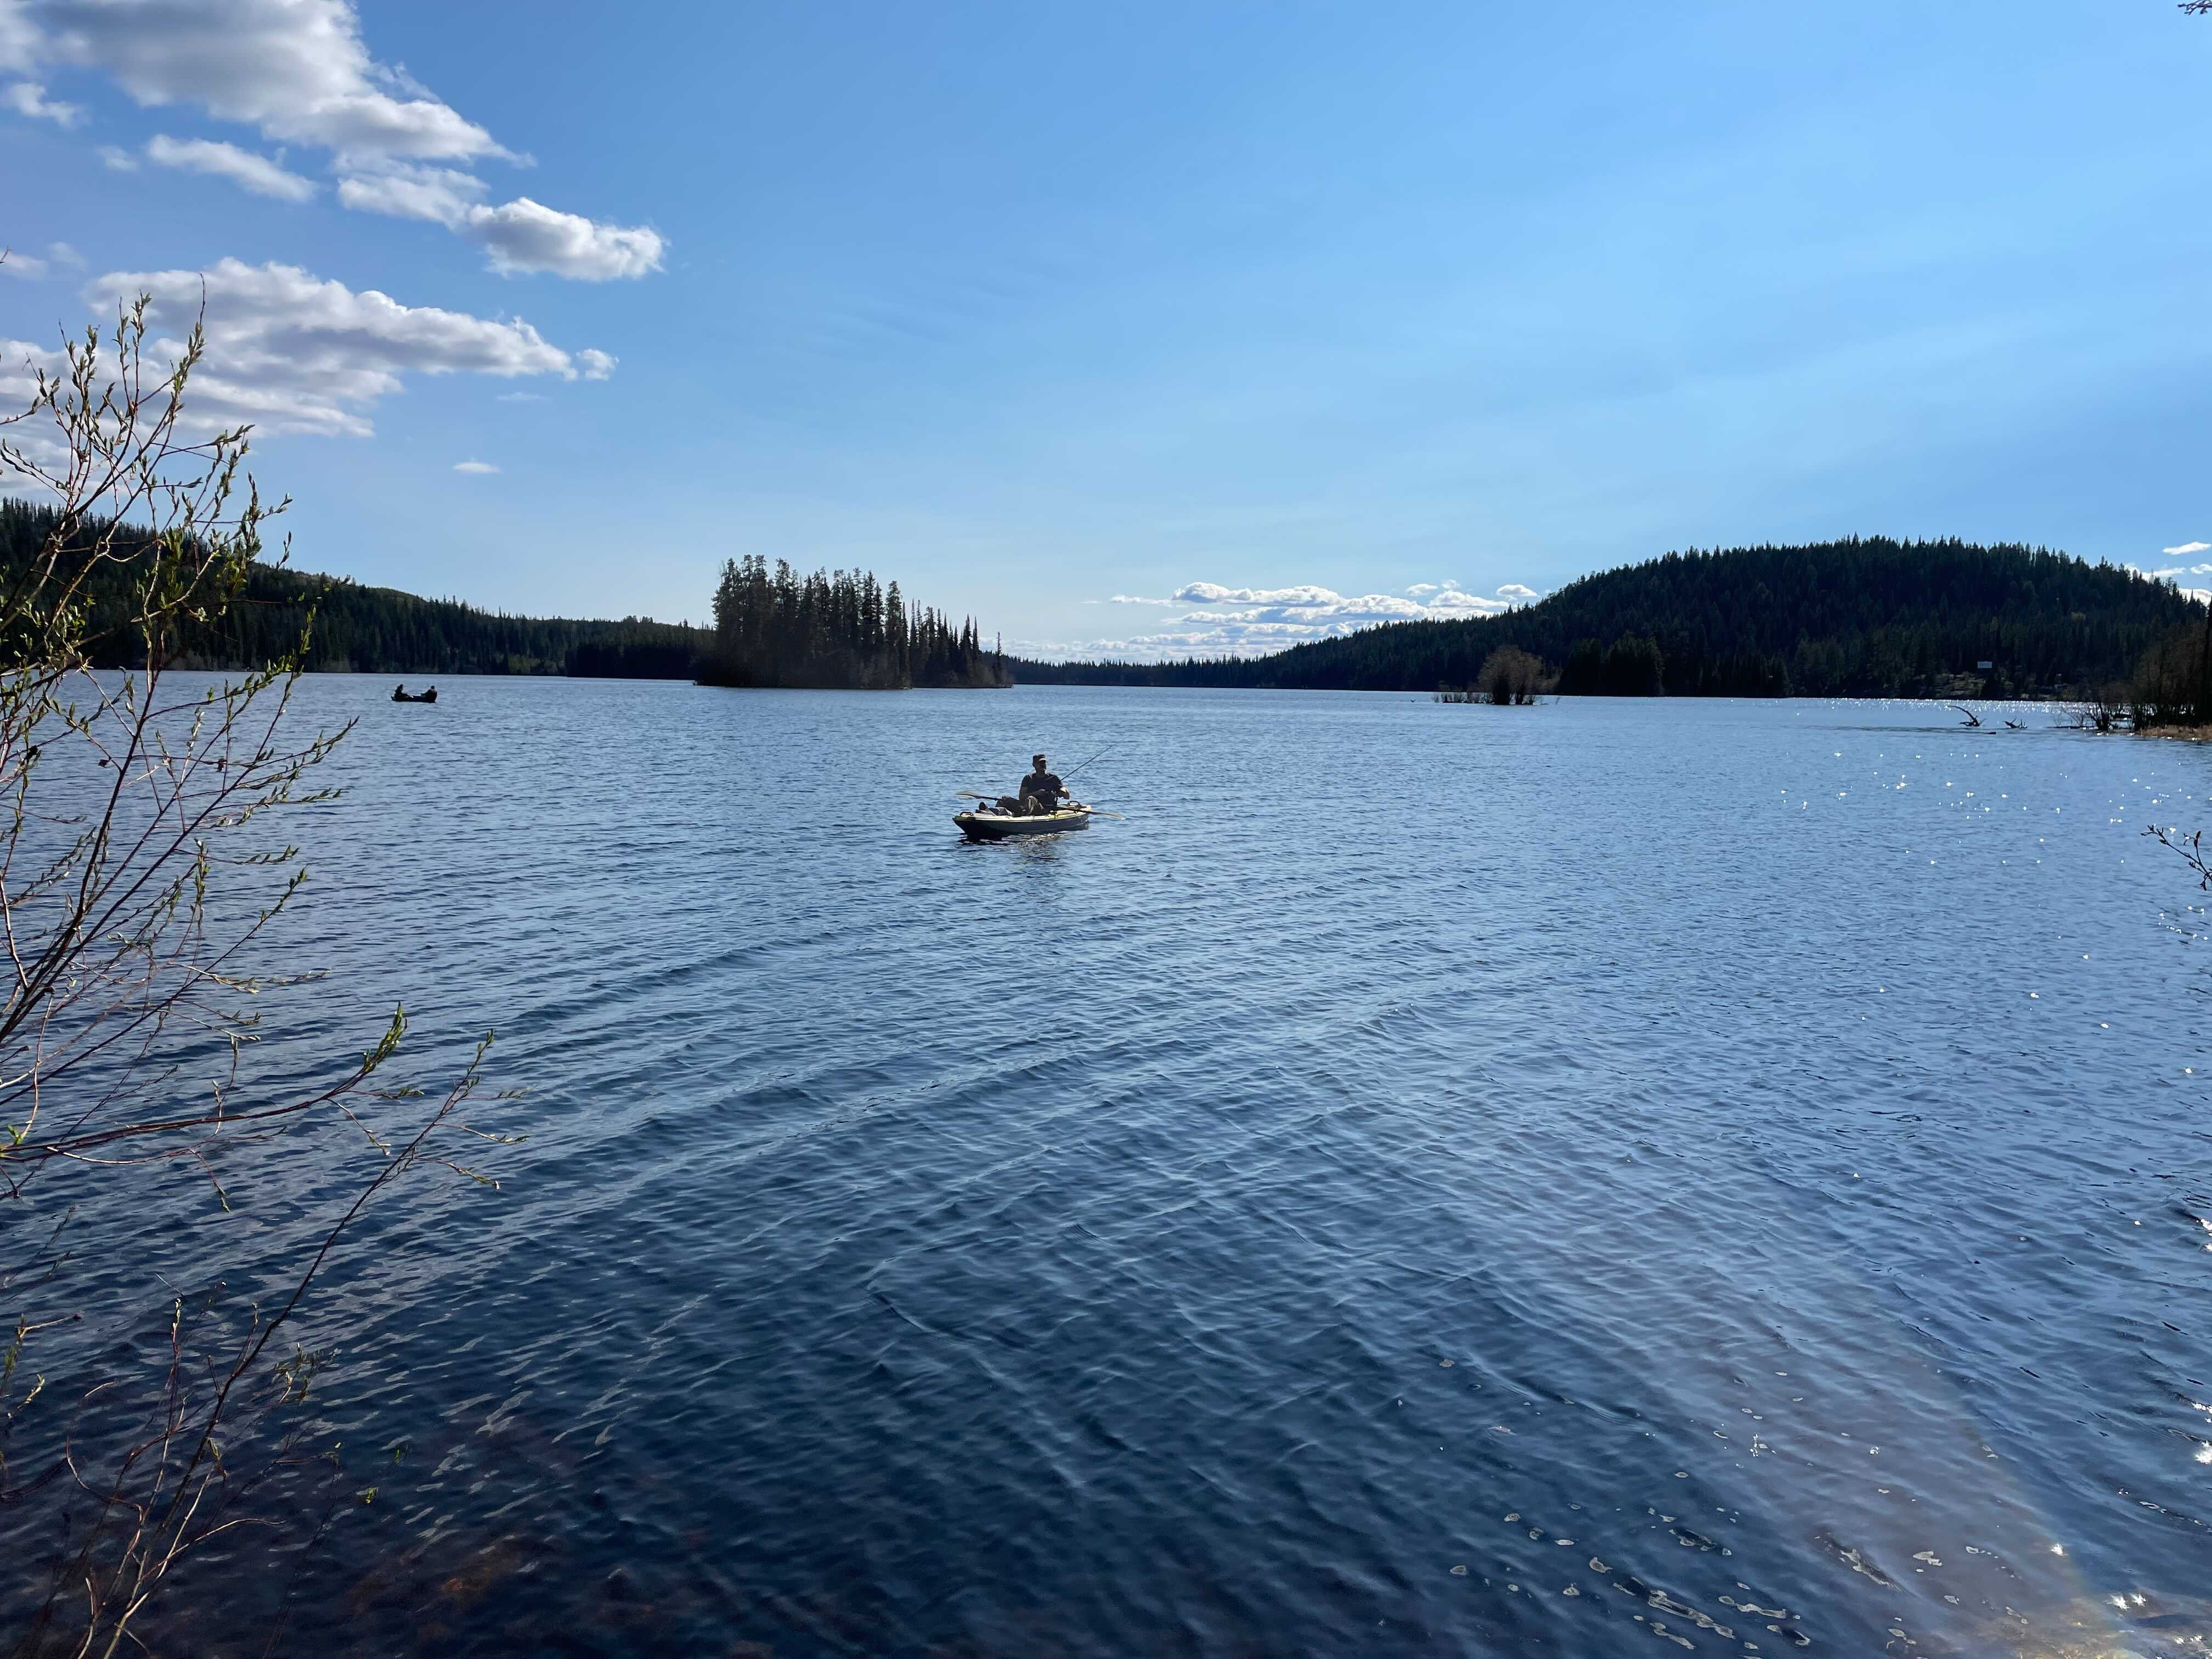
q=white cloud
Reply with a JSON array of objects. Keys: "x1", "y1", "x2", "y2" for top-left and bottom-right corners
[
  {"x1": 1040, "y1": 578, "x2": 1548, "y2": 661},
  {"x1": 29, "y1": 0, "x2": 504, "y2": 160},
  {"x1": 2147, "y1": 566, "x2": 2187, "y2": 579},
  {"x1": 452, "y1": 459, "x2": 497, "y2": 473},
  {"x1": 145, "y1": 133, "x2": 315, "y2": 200},
  {"x1": 7, "y1": 0, "x2": 665, "y2": 280},
  {"x1": 460, "y1": 197, "x2": 664, "y2": 280},
  {"x1": 3, "y1": 241, "x2": 78, "y2": 278},
  {"x1": 334, "y1": 158, "x2": 483, "y2": 223},
  {"x1": 0, "y1": 3, "x2": 38, "y2": 70},
  {"x1": 95, "y1": 142, "x2": 135, "y2": 169},
  {"x1": 575, "y1": 347, "x2": 615, "y2": 379},
  {"x1": 2165, "y1": 541, "x2": 2211, "y2": 557},
  {"x1": 336, "y1": 166, "x2": 663, "y2": 279},
  {"x1": 2183, "y1": 588, "x2": 2212, "y2": 608},
  {"x1": 495, "y1": 390, "x2": 543, "y2": 403},
  {"x1": 4, "y1": 78, "x2": 80, "y2": 123},
  {"x1": 0, "y1": 257, "x2": 617, "y2": 441}
]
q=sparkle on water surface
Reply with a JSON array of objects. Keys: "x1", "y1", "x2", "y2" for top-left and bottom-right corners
[{"x1": 10, "y1": 683, "x2": 2210, "y2": 1658}]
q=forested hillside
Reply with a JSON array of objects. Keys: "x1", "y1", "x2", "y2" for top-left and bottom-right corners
[
  {"x1": 2, "y1": 499, "x2": 710, "y2": 678},
  {"x1": 1016, "y1": 538, "x2": 2199, "y2": 697}
]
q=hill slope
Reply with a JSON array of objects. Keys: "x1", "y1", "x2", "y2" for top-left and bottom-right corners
[
  {"x1": 1015, "y1": 538, "x2": 2197, "y2": 696},
  {"x1": 3, "y1": 498, "x2": 709, "y2": 678}
]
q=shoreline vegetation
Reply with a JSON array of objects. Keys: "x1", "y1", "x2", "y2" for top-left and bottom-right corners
[
  {"x1": 1, "y1": 497, "x2": 715, "y2": 678},
  {"x1": 0, "y1": 499, "x2": 1012, "y2": 691},
  {"x1": 9, "y1": 505, "x2": 2205, "y2": 714},
  {"x1": 1012, "y1": 539, "x2": 2200, "y2": 701}
]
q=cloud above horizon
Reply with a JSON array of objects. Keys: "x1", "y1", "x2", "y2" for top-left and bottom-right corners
[
  {"x1": 0, "y1": 239, "x2": 80, "y2": 279},
  {"x1": 144, "y1": 133, "x2": 316, "y2": 200},
  {"x1": 337, "y1": 165, "x2": 664, "y2": 280},
  {"x1": 0, "y1": 258, "x2": 618, "y2": 445},
  {"x1": 2164, "y1": 540, "x2": 2211, "y2": 557},
  {"x1": 1, "y1": 0, "x2": 663, "y2": 279},
  {"x1": 3, "y1": 76, "x2": 78, "y2": 123},
  {"x1": 1039, "y1": 578, "x2": 1543, "y2": 661}
]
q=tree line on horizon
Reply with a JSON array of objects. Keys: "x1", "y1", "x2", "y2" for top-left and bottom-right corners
[
  {"x1": 1, "y1": 498, "x2": 712, "y2": 678},
  {"x1": 701, "y1": 554, "x2": 1008, "y2": 689},
  {"x1": 2, "y1": 500, "x2": 1011, "y2": 690},
  {"x1": 14, "y1": 504, "x2": 2197, "y2": 704},
  {"x1": 1013, "y1": 538, "x2": 2200, "y2": 698}
]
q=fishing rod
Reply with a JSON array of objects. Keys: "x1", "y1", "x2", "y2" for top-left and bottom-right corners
[
  {"x1": 1059, "y1": 743, "x2": 1117, "y2": 785},
  {"x1": 952, "y1": 746, "x2": 1112, "y2": 801}
]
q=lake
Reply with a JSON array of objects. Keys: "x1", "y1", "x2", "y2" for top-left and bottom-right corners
[{"x1": 10, "y1": 681, "x2": 2212, "y2": 1657}]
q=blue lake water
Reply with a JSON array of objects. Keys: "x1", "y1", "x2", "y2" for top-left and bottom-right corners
[{"x1": 13, "y1": 682, "x2": 2212, "y2": 1656}]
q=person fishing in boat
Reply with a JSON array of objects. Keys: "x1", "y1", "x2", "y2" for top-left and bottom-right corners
[{"x1": 998, "y1": 754, "x2": 1065, "y2": 816}]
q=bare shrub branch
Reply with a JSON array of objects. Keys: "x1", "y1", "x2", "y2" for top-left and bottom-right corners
[{"x1": 1, "y1": 279, "x2": 510, "y2": 1657}]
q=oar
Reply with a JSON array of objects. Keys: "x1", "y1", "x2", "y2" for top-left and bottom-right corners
[{"x1": 957, "y1": 790, "x2": 1126, "y2": 820}]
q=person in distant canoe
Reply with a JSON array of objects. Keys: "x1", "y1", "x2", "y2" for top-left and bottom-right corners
[{"x1": 998, "y1": 754, "x2": 1065, "y2": 816}]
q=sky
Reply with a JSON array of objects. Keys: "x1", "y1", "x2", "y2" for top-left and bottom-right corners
[{"x1": 3, "y1": 0, "x2": 2209, "y2": 659}]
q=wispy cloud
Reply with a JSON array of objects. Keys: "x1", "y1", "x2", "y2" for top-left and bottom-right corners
[
  {"x1": 3, "y1": 80, "x2": 82, "y2": 126},
  {"x1": 452, "y1": 459, "x2": 499, "y2": 474},
  {"x1": 1037, "y1": 578, "x2": 1543, "y2": 661},
  {"x1": 1, "y1": 240, "x2": 88, "y2": 282},
  {"x1": 2165, "y1": 540, "x2": 2211, "y2": 557},
  {"x1": 145, "y1": 134, "x2": 317, "y2": 201}
]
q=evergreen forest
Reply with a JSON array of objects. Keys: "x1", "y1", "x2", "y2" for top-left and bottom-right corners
[
  {"x1": 1, "y1": 499, "x2": 1005, "y2": 689},
  {"x1": 2, "y1": 498, "x2": 710, "y2": 678},
  {"x1": 1014, "y1": 538, "x2": 2200, "y2": 697},
  {"x1": 701, "y1": 555, "x2": 1009, "y2": 689},
  {"x1": 14, "y1": 503, "x2": 2195, "y2": 702}
]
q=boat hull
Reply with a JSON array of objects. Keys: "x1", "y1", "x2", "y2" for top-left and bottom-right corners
[{"x1": 955, "y1": 808, "x2": 1092, "y2": 840}]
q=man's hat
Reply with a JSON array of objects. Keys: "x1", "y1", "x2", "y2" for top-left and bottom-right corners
[{"x1": 1033, "y1": 753, "x2": 1047, "y2": 764}]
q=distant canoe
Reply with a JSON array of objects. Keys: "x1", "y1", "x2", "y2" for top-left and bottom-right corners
[
  {"x1": 392, "y1": 687, "x2": 438, "y2": 703},
  {"x1": 955, "y1": 806, "x2": 1091, "y2": 841}
]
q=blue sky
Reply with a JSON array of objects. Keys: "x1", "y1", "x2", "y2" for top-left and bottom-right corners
[{"x1": 4, "y1": 1, "x2": 2209, "y2": 658}]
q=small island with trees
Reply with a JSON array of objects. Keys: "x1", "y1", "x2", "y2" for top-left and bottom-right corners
[{"x1": 699, "y1": 555, "x2": 1008, "y2": 690}]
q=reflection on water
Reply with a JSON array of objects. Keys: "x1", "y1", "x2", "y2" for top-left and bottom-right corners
[
  {"x1": 1973, "y1": 1590, "x2": 2212, "y2": 1658},
  {"x1": 7, "y1": 684, "x2": 2210, "y2": 1657}
]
